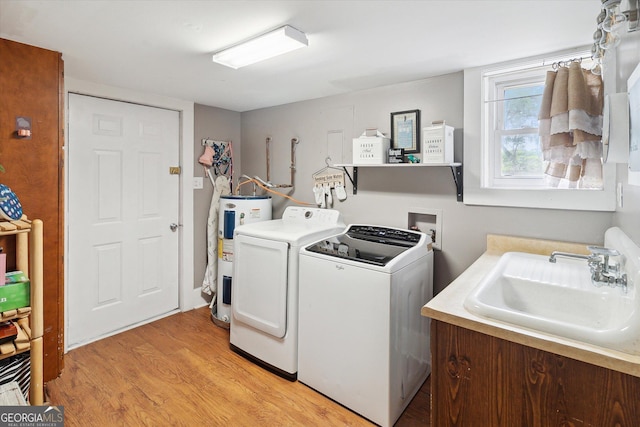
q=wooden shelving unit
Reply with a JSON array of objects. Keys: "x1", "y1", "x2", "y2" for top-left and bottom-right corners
[{"x1": 0, "y1": 217, "x2": 43, "y2": 405}]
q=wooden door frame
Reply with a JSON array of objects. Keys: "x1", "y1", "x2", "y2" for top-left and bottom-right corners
[{"x1": 57, "y1": 54, "x2": 65, "y2": 377}]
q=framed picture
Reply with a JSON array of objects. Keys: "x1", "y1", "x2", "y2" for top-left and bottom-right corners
[{"x1": 391, "y1": 109, "x2": 420, "y2": 154}]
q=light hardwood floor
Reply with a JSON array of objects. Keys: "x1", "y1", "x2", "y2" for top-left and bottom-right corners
[{"x1": 46, "y1": 307, "x2": 430, "y2": 426}]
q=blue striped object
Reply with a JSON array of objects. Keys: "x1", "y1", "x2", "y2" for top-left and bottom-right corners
[{"x1": 0, "y1": 185, "x2": 22, "y2": 221}]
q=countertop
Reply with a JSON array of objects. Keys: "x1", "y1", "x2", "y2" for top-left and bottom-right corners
[{"x1": 421, "y1": 234, "x2": 640, "y2": 378}]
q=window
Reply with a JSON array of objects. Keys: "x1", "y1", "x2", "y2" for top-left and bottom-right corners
[
  {"x1": 486, "y1": 67, "x2": 547, "y2": 188},
  {"x1": 463, "y1": 48, "x2": 616, "y2": 211}
]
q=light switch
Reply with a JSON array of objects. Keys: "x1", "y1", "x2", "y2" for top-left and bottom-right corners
[
  {"x1": 193, "y1": 177, "x2": 204, "y2": 189},
  {"x1": 617, "y1": 182, "x2": 623, "y2": 208}
]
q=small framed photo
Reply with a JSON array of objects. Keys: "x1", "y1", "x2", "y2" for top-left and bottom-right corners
[{"x1": 390, "y1": 110, "x2": 420, "y2": 154}]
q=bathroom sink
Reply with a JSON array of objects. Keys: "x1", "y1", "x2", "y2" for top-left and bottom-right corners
[{"x1": 464, "y1": 252, "x2": 639, "y2": 354}]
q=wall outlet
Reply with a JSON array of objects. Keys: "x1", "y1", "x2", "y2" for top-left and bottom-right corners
[{"x1": 193, "y1": 177, "x2": 204, "y2": 190}]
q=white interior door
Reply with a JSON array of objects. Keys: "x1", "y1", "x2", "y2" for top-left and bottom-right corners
[{"x1": 67, "y1": 93, "x2": 180, "y2": 348}]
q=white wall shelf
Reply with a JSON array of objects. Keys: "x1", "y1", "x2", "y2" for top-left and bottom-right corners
[{"x1": 334, "y1": 163, "x2": 463, "y2": 201}]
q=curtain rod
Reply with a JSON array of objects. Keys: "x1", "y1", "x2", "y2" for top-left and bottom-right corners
[
  {"x1": 484, "y1": 93, "x2": 543, "y2": 104},
  {"x1": 542, "y1": 55, "x2": 592, "y2": 69}
]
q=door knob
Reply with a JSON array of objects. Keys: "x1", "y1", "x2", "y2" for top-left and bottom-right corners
[{"x1": 170, "y1": 223, "x2": 179, "y2": 232}]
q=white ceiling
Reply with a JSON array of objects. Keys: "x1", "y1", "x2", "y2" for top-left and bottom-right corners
[{"x1": 0, "y1": 0, "x2": 600, "y2": 112}]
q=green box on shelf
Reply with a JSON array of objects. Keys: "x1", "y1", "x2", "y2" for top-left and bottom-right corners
[
  {"x1": 5, "y1": 271, "x2": 28, "y2": 284},
  {"x1": 0, "y1": 281, "x2": 30, "y2": 312}
]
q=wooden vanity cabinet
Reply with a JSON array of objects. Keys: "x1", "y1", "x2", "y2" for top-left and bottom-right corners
[{"x1": 431, "y1": 320, "x2": 640, "y2": 426}]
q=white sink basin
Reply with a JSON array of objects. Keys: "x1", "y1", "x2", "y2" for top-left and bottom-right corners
[{"x1": 464, "y1": 251, "x2": 640, "y2": 355}]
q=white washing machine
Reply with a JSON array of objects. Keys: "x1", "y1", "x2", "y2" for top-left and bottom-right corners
[
  {"x1": 298, "y1": 225, "x2": 433, "y2": 427},
  {"x1": 230, "y1": 206, "x2": 344, "y2": 380}
]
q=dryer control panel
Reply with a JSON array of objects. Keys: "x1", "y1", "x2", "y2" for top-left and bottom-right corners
[{"x1": 281, "y1": 206, "x2": 343, "y2": 225}]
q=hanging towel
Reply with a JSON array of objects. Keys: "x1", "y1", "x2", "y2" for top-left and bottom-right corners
[
  {"x1": 202, "y1": 176, "x2": 231, "y2": 296},
  {"x1": 538, "y1": 62, "x2": 604, "y2": 186}
]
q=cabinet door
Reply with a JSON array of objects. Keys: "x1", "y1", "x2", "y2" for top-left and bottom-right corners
[
  {"x1": 232, "y1": 235, "x2": 289, "y2": 338},
  {"x1": 431, "y1": 321, "x2": 640, "y2": 426}
]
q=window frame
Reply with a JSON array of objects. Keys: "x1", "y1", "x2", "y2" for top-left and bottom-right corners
[
  {"x1": 488, "y1": 71, "x2": 547, "y2": 188},
  {"x1": 463, "y1": 48, "x2": 616, "y2": 212}
]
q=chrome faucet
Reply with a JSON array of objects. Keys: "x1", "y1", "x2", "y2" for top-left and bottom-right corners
[
  {"x1": 548, "y1": 251, "x2": 597, "y2": 263},
  {"x1": 549, "y1": 246, "x2": 628, "y2": 292}
]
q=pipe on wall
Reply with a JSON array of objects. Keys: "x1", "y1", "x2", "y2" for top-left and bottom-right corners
[{"x1": 265, "y1": 137, "x2": 299, "y2": 189}]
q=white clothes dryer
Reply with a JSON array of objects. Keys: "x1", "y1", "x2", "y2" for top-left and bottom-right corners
[
  {"x1": 298, "y1": 225, "x2": 433, "y2": 427},
  {"x1": 230, "y1": 206, "x2": 344, "y2": 380}
]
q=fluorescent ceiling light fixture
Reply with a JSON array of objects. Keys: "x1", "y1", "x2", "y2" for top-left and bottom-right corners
[{"x1": 212, "y1": 25, "x2": 308, "y2": 69}]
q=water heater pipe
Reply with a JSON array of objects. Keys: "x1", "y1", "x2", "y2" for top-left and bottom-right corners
[
  {"x1": 266, "y1": 137, "x2": 271, "y2": 183},
  {"x1": 264, "y1": 137, "x2": 299, "y2": 189}
]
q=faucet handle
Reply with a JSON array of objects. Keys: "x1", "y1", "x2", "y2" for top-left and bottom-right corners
[
  {"x1": 586, "y1": 246, "x2": 619, "y2": 274},
  {"x1": 587, "y1": 246, "x2": 620, "y2": 257}
]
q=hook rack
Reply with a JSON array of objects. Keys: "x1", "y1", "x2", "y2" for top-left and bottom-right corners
[
  {"x1": 312, "y1": 157, "x2": 345, "y2": 188},
  {"x1": 202, "y1": 138, "x2": 230, "y2": 146}
]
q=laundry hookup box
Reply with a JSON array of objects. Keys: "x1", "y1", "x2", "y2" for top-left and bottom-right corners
[{"x1": 352, "y1": 130, "x2": 390, "y2": 165}]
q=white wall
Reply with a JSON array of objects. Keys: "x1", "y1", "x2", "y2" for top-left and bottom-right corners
[
  {"x1": 239, "y1": 72, "x2": 613, "y2": 294},
  {"x1": 613, "y1": 31, "x2": 640, "y2": 243},
  {"x1": 193, "y1": 105, "x2": 242, "y2": 297}
]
